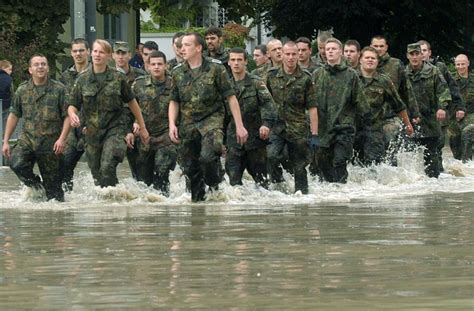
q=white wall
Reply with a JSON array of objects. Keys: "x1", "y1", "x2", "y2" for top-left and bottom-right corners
[{"x1": 141, "y1": 33, "x2": 175, "y2": 61}]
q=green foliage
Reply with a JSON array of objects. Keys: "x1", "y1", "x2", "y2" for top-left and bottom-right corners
[
  {"x1": 96, "y1": 0, "x2": 147, "y2": 14},
  {"x1": 0, "y1": 0, "x2": 70, "y2": 85},
  {"x1": 223, "y1": 23, "x2": 249, "y2": 48},
  {"x1": 216, "y1": 0, "x2": 274, "y2": 27}
]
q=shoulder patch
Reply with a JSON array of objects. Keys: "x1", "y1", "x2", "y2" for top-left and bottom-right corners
[
  {"x1": 210, "y1": 58, "x2": 222, "y2": 64},
  {"x1": 302, "y1": 68, "x2": 312, "y2": 77}
]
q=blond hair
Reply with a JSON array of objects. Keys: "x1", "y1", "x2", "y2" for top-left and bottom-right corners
[
  {"x1": 0, "y1": 59, "x2": 12, "y2": 70},
  {"x1": 92, "y1": 39, "x2": 112, "y2": 55}
]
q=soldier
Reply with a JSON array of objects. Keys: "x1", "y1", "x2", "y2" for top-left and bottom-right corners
[
  {"x1": 454, "y1": 54, "x2": 474, "y2": 162},
  {"x1": 168, "y1": 32, "x2": 248, "y2": 202},
  {"x1": 252, "y1": 39, "x2": 283, "y2": 80},
  {"x1": 59, "y1": 38, "x2": 91, "y2": 191},
  {"x1": 296, "y1": 37, "x2": 319, "y2": 73},
  {"x1": 68, "y1": 39, "x2": 150, "y2": 188},
  {"x1": 355, "y1": 47, "x2": 414, "y2": 165},
  {"x1": 312, "y1": 30, "x2": 333, "y2": 67},
  {"x1": 167, "y1": 32, "x2": 185, "y2": 70},
  {"x1": 225, "y1": 47, "x2": 277, "y2": 188},
  {"x1": 405, "y1": 43, "x2": 460, "y2": 178},
  {"x1": 343, "y1": 39, "x2": 361, "y2": 69},
  {"x1": 2, "y1": 54, "x2": 70, "y2": 201},
  {"x1": 418, "y1": 40, "x2": 465, "y2": 162},
  {"x1": 313, "y1": 38, "x2": 370, "y2": 183},
  {"x1": 142, "y1": 41, "x2": 159, "y2": 72},
  {"x1": 132, "y1": 51, "x2": 177, "y2": 196},
  {"x1": 112, "y1": 41, "x2": 146, "y2": 180},
  {"x1": 252, "y1": 44, "x2": 269, "y2": 68},
  {"x1": 371, "y1": 35, "x2": 420, "y2": 153},
  {"x1": 266, "y1": 41, "x2": 318, "y2": 194},
  {"x1": 204, "y1": 27, "x2": 229, "y2": 66},
  {"x1": 129, "y1": 43, "x2": 144, "y2": 69}
]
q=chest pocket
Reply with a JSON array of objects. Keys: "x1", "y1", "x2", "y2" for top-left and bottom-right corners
[
  {"x1": 240, "y1": 90, "x2": 258, "y2": 115},
  {"x1": 366, "y1": 87, "x2": 385, "y2": 109},
  {"x1": 102, "y1": 85, "x2": 123, "y2": 111},
  {"x1": 42, "y1": 99, "x2": 61, "y2": 122}
]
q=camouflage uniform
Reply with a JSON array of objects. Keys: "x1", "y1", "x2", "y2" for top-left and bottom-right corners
[
  {"x1": 406, "y1": 62, "x2": 451, "y2": 177},
  {"x1": 251, "y1": 62, "x2": 273, "y2": 81},
  {"x1": 266, "y1": 65, "x2": 317, "y2": 193},
  {"x1": 355, "y1": 71, "x2": 407, "y2": 165},
  {"x1": 9, "y1": 78, "x2": 68, "y2": 201},
  {"x1": 59, "y1": 64, "x2": 91, "y2": 191},
  {"x1": 69, "y1": 66, "x2": 135, "y2": 187},
  {"x1": 454, "y1": 72, "x2": 474, "y2": 161},
  {"x1": 170, "y1": 57, "x2": 235, "y2": 201},
  {"x1": 204, "y1": 45, "x2": 230, "y2": 72},
  {"x1": 377, "y1": 53, "x2": 420, "y2": 153},
  {"x1": 167, "y1": 58, "x2": 182, "y2": 71},
  {"x1": 427, "y1": 60, "x2": 465, "y2": 160},
  {"x1": 312, "y1": 62, "x2": 370, "y2": 183},
  {"x1": 225, "y1": 73, "x2": 277, "y2": 187},
  {"x1": 119, "y1": 65, "x2": 146, "y2": 180},
  {"x1": 132, "y1": 74, "x2": 177, "y2": 195},
  {"x1": 300, "y1": 59, "x2": 320, "y2": 75}
]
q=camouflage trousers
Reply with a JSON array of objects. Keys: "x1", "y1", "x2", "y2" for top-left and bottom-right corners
[
  {"x1": 225, "y1": 146, "x2": 268, "y2": 188},
  {"x1": 267, "y1": 132, "x2": 309, "y2": 194},
  {"x1": 10, "y1": 139, "x2": 64, "y2": 201},
  {"x1": 136, "y1": 133, "x2": 178, "y2": 196},
  {"x1": 315, "y1": 134, "x2": 354, "y2": 183},
  {"x1": 180, "y1": 127, "x2": 224, "y2": 202},
  {"x1": 382, "y1": 117, "x2": 404, "y2": 165},
  {"x1": 353, "y1": 128, "x2": 385, "y2": 166},
  {"x1": 449, "y1": 114, "x2": 474, "y2": 162},
  {"x1": 416, "y1": 136, "x2": 442, "y2": 178},
  {"x1": 62, "y1": 129, "x2": 85, "y2": 192},
  {"x1": 85, "y1": 133, "x2": 127, "y2": 188}
]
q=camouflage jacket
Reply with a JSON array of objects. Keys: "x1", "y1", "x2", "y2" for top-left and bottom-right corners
[
  {"x1": 428, "y1": 59, "x2": 464, "y2": 113},
  {"x1": 60, "y1": 63, "x2": 91, "y2": 91},
  {"x1": 311, "y1": 53, "x2": 326, "y2": 68},
  {"x1": 266, "y1": 65, "x2": 317, "y2": 142},
  {"x1": 132, "y1": 74, "x2": 172, "y2": 137},
  {"x1": 454, "y1": 72, "x2": 474, "y2": 114},
  {"x1": 170, "y1": 56, "x2": 234, "y2": 134},
  {"x1": 10, "y1": 78, "x2": 67, "y2": 150},
  {"x1": 69, "y1": 66, "x2": 135, "y2": 145},
  {"x1": 116, "y1": 66, "x2": 146, "y2": 87},
  {"x1": 312, "y1": 61, "x2": 370, "y2": 148},
  {"x1": 204, "y1": 45, "x2": 229, "y2": 66},
  {"x1": 358, "y1": 71, "x2": 406, "y2": 130},
  {"x1": 251, "y1": 62, "x2": 273, "y2": 80},
  {"x1": 167, "y1": 58, "x2": 183, "y2": 72},
  {"x1": 377, "y1": 53, "x2": 420, "y2": 118},
  {"x1": 406, "y1": 62, "x2": 451, "y2": 138},
  {"x1": 300, "y1": 59, "x2": 320, "y2": 75},
  {"x1": 227, "y1": 73, "x2": 277, "y2": 150}
]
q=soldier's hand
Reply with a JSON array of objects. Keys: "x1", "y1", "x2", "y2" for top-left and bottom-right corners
[
  {"x1": 132, "y1": 122, "x2": 140, "y2": 135},
  {"x1": 456, "y1": 110, "x2": 465, "y2": 121},
  {"x1": 70, "y1": 113, "x2": 81, "y2": 128},
  {"x1": 140, "y1": 127, "x2": 150, "y2": 145},
  {"x1": 259, "y1": 126, "x2": 270, "y2": 140},
  {"x1": 169, "y1": 125, "x2": 180, "y2": 144},
  {"x1": 2, "y1": 141, "x2": 11, "y2": 158},
  {"x1": 236, "y1": 126, "x2": 248, "y2": 145},
  {"x1": 436, "y1": 109, "x2": 446, "y2": 121},
  {"x1": 307, "y1": 135, "x2": 320, "y2": 152},
  {"x1": 125, "y1": 133, "x2": 135, "y2": 149},
  {"x1": 53, "y1": 138, "x2": 66, "y2": 155},
  {"x1": 405, "y1": 123, "x2": 414, "y2": 137}
]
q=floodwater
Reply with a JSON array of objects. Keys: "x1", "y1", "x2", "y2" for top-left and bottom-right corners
[{"x1": 0, "y1": 149, "x2": 473, "y2": 309}]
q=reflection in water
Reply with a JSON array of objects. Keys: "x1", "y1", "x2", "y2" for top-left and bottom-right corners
[{"x1": 0, "y1": 152, "x2": 473, "y2": 308}]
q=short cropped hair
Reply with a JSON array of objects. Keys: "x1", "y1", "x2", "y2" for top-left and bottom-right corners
[
  {"x1": 143, "y1": 40, "x2": 159, "y2": 51},
  {"x1": 204, "y1": 26, "x2": 223, "y2": 37},
  {"x1": 325, "y1": 38, "x2": 343, "y2": 49},
  {"x1": 148, "y1": 50, "x2": 167, "y2": 63},
  {"x1": 360, "y1": 46, "x2": 378, "y2": 57},
  {"x1": 295, "y1": 37, "x2": 312, "y2": 49},
  {"x1": 28, "y1": 54, "x2": 48, "y2": 67},
  {"x1": 254, "y1": 44, "x2": 267, "y2": 55},
  {"x1": 71, "y1": 38, "x2": 89, "y2": 49},
  {"x1": 344, "y1": 39, "x2": 361, "y2": 52},
  {"x1": 417, "y1": 39, "x2": 431, "y2": 50},
  {"x1": 229, "y1": 47, "x2": 247, "y2": 60},
  {"x1": 185, "y1": 32, "x2": 207, "y2": 50}
]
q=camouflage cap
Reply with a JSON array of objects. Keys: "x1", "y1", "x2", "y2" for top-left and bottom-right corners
[
  {"x1": 407, "y1": 43, "x2": 421, "y2": 53},
  {"x1": 114, "y1": 41, "x2": 129, "y2": 52}
]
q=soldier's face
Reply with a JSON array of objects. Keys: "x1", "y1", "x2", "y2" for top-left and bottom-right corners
[
  {"x1": 113, "y1": 50, "x2": 130, "y2": 68},
  {"x1": 344, "y1": 44, "x2": 360, "y2": 67},
  {"x1": 142, "y1": 48, "x2": 155, "y2": 65},
  {"x1": 71, "y1": 43, "x2": 89, "y2": 65},
  {"x1": 419, "y1": 44, "x2": 431, "y2": 61},
  {"x1": 282, "y1": 45, "x2": 298, "y2": 70},
  {"x1": 407, "y1": 51, "x2": 423, "y2": 69},
  {"x1": 173, "y1": 37, "x2": 184, "y2": 58},
  {"x1": 296, "y1": 42, "x2": 311, "y2": 63},
  {"x1": 205, "y1": 34, "x2": 222, "y2": 52},
  {"x1": 268, "y1": 41, "x2": 283, "y2": 64},
  {"x1": 371, "y1": 38, "x2": 388, "y2": 56},
  {"x1": 317, "y1": 40, "x2": 326, "y2": 59},
  {"x1": 181, "y1": 35, "x2": 201, "y2": 61},
  {"x1": 228, "y1": 52, "x2": 247, "y2": 75},
  {"x1": 455, "y1": 57, "x2": 469, "y2": 76},
  {"x1": 91, "y1": 43, "x2": 110, "y2": 66},
  {"x1": 325, "y1": 42, "x2": 342, "y2": 65},
  {"x1": 29, "y1": 56, "x2": 49, "y2": 79},
  {"x1": 360, "y1": 50, "x2": 378, "y2": 72},
  {"x1": 149, "y1": 57, "x2": 166, "y2": 80},
  {"x1": 253, "y1": 49, "x2": 267, "y2": 66}
]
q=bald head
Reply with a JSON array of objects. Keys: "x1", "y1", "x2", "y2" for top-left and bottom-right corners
[
  {"x1": 267, "y1": 39, "x2": 283, "y2": 66},
  {"x1": 455, "y1": 54, "x2": 470, "y2": 78}
]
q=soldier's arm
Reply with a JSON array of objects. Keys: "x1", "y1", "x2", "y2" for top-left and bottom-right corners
[
  {"x1": 401, "y1": 72, "x2": 421, "y2": 121},
  {"x1": 168, "y1": 100, "x2": 180, "y2": 143},
  {"x1": 255, "y1": 79, "x2": 277, "y2": 128},
  {"x1": 2, "y1": 113, "x2": 19, "y2": 158},
  {"x1": 227, "y1": 95, "x2": 248, "y2": 145},
  {"x1": 309, "y1": 107, "x2": 318, "y2": 135},
  {"x1": 127, "y1": 98, "x2": 149, "y2": 144}
]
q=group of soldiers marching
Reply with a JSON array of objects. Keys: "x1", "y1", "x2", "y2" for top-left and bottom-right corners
[{"x1": 2, "y1": 26, "x2": 473, "y2": 202}]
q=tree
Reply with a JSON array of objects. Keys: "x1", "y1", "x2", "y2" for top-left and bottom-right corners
[{"x1": 0, "y1": 0, "x2": 70, "y2": 84}]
